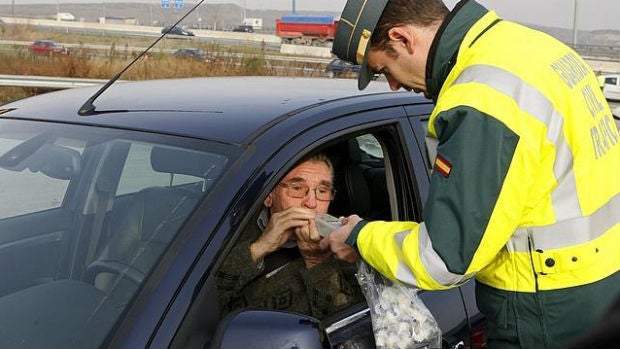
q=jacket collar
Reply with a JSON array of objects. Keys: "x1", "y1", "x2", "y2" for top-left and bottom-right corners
[{"x1": 425, "y1": 0, "x2": 488, "y2": 102}]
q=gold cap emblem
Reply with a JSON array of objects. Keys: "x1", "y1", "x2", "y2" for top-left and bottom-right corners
[{"x1": 356, "y1": 29, "x2": 372, "y2": 64}]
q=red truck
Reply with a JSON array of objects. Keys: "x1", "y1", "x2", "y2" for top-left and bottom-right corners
[{"x1": 275, "y1": 15, "x2": 338, "y2": 46}]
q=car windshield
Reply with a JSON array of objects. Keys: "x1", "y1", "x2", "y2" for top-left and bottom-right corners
[{"x1": 0, "y1": 118, "x2": 235, "y2": 348}]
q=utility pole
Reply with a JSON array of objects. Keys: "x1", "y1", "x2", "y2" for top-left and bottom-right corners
[
  {"x1": 11, "y1": 0, "x2": 14, "y2": 17},
  {"x1": 292, "y1": 0, "x2": 296, "y2": 14},
  {"x1": 572, "y1": 0, "x2": 578, "y2": 46},
  {"x1": 237, "y1": 0, "x2": 245, "y2": 24}
]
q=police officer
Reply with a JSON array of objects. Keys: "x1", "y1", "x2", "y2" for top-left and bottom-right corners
[{"x1": 320, "y1": 0, "x2": 620, "y2": 348}]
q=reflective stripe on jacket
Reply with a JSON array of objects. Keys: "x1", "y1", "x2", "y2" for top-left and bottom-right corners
[{"x1": 356, "y1": 2, "x2": 620, "y2": 293}]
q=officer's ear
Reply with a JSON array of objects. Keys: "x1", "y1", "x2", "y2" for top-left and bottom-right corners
[{"x1": 387, "y1": 25, "x2": 415, "y2": 55}]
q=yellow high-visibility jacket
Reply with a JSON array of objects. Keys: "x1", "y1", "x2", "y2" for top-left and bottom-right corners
[{"x1": 354, "y1": 1, "x2": 620, "y2": 298}]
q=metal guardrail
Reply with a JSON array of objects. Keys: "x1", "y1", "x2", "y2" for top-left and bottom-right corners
[
  {"x1": 0, "y1": 39, "x2": 333, "y2": 63},
  {"x1": 570, "y1": 44, "x2": 620, "y2": 61},
  {"x1": 0, "y1": 74, "x2": 111, "y2": 89}
]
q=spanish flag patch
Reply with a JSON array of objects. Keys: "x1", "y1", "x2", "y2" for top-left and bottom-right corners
[{"x1": 434, "y1": 154, "x2": 452, "y2": 177}]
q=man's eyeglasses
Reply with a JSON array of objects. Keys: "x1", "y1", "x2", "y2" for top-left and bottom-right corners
[{"x1": 278, "y1": 181, "x2": 335, "y2": 201}]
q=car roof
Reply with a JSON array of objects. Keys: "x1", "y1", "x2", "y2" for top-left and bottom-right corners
[{"x1": 1, "y1": 76, "x2": 426, "y2": 144}]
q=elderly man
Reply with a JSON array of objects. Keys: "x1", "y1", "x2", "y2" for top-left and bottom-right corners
[{"x1": 216, "y1": 152, "x2": 362, "y2": 319}]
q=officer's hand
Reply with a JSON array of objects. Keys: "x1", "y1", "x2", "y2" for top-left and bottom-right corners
[{"x1": 319, "y1": 215, "x2": 362, "y2": 263}]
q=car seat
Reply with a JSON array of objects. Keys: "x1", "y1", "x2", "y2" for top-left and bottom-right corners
[
  {"x1": 326, "y1": 139, "x2": 372, "y2": 219},
  {"x1": 82, "y1": 146, "x2": 217, "y2": 306}
]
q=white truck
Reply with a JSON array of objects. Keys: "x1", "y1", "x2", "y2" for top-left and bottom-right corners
[
  {"x1": 601, "y1": 74, "x2": 620, "y2": 101},
  {"x1": 56, "y1": 12, "x2": 75, "y2": 21}
]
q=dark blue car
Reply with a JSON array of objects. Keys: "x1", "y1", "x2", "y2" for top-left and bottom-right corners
[
  {"x1": 162, "y1": 25, "x2": 195, "y2": 36},
  {"x1": 0, "y1": 77, "x2": 486, "y2": 349},
  {"x1": 172, "y1": 48, "x2": 212, "y2": 62},
  {"x1": 325, "y1": 59, "x2": 361, "y2": 78}
]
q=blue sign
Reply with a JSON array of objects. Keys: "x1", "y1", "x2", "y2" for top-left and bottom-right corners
[
  {"x1": 173, "y1": 0, "x2": 183, "y2": 9},
  {"x1": 160, "y1": 0, "x2": 169, "y2": 8}
]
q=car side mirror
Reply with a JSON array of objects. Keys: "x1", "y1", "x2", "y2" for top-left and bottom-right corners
[{"x1": 210, "y1": 309, "x2": 330, "y2": 349}]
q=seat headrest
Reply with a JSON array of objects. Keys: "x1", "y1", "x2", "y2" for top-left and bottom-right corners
[
  {"x1": 150, "y1": 146, "x2": 227, "y2": 178},
  {"x1": 325, "y1": 139, "x2": 361, "y2": 164},
  {"x1": 347, "y1": 139, "x2": 362, "y2": 163}
]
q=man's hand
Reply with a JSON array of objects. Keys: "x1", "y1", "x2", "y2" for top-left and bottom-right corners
[
  {"x1": 295, "y1": 218, "x2": 330, "y2": 269},
  {"x1": 319, "y1": 215, "x2": 363, "y2": 263},
  {"x1": 250, "y1": 207, "x2": 315, "y2": 263}
]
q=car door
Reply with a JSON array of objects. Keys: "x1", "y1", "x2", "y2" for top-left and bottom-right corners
[{"x1": 152, "y1": 102, "x2": 479, "y2": 349}]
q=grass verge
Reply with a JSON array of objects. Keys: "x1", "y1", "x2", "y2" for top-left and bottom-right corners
[{"x1": 0, "y1": 25, "x2": 332, "y2": 104}]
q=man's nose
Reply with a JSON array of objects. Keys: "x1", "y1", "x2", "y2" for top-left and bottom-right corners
[{"x1": 302, "y1": 190, "x2": 318, "y2": 208}]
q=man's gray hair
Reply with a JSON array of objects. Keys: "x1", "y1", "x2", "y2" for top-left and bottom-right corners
[{"x1": 297, "y1": 152, "x2": 334, "y2": 180}]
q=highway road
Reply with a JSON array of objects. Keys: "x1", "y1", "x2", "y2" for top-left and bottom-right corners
[{"x1": 0, "y1": 16, "x2": 336, "y2": 59}]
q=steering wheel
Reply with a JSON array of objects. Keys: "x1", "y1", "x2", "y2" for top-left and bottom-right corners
[{"x1": 83, "y1": 259, "x2": 145, "y2": 286}]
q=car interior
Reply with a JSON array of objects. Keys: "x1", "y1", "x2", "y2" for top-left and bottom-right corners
[
  {"x1": 324, "y1": 135, "x2": 391, "y2": 221},
  {"x1": 81, "y1": 146, "x2": 212, "y2": 308}
]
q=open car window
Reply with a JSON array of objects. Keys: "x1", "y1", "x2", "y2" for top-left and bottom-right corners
[{"x1": 211, "y1": 129, "x2": 400, "y2": 349}]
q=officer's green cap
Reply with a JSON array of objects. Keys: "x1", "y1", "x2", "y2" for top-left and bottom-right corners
[{"x1": 332, "y1": 0, "x2": 389, "y2": 90}]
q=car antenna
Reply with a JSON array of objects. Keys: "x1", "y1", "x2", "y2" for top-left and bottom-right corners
[{"x1": 78, "y1": 0, "x2": 207, "y2": 116}]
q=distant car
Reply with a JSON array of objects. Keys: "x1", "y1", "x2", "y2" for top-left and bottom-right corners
[
  {"x1": 601, "y1": 74, "x2": 620, "y2": 101},
  {"x1": 27, "y1": 40, "x2": 68, "y2": 55},
  {"x1": 161, "y1": 25, "x2": 195, "y2": 36},
  {"x1": 232, "y1": 25, "x2": 254, "y2": 33},
  {"x1": 325, "y1": 58, "x2": 361, "y2": 78},
  {"x1": 172, "y1": 48, "x2": 211, "y2": 62}
]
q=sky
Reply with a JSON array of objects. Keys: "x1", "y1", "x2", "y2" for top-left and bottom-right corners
[{"x1": 2, "y1": 0, "x2": 619, "y2": 31}]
